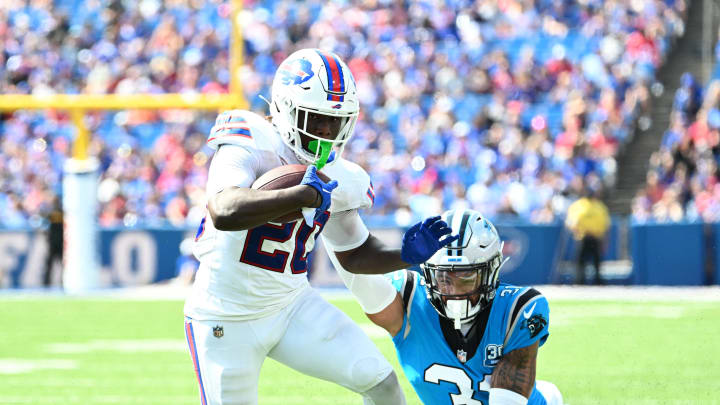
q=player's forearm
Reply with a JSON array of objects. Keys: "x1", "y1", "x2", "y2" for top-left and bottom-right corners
[
  {"x1": 209, "y1": 186, "x2": 317, "y2": 231},
  {"x1": 490, "y1": 343, "x2": 537, "y2": 399},
  {"x1": 335, "y1": 234, "x2": 410, "y2": 274}
]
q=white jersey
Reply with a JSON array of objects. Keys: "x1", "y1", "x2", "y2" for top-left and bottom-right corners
[{"x1": 184, "y1": 110, "x2": 375, "y2": 321}]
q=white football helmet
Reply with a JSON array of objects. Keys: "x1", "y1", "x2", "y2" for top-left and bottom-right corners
[
  {"x1": 270, "y1": 48, "x2": 359, "y2": 165},
  {"x1": 421, "y1": 209, "x2": 508, "y2": 329}
]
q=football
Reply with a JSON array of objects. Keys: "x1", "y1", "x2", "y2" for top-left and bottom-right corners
[{"x1": 251, "y1": 164, "x2": 331, "y2": 223}]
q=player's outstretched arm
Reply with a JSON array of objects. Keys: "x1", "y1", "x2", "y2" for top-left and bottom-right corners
[
  {"x1": 333, "y1": 233, "x2": 407, "y2": 275},
  {"x1": 365, "y1": 293, "x2": 405, "y2": 336},
  {"x1": 334, "y1": 216, "x2": 458, "y2": 275},
  {"x1": 489, "y1": 341, "x2": 539, "y2": 404},
  {"x1": 325, "y1": 245, "x2": 406, "y2": 336}
]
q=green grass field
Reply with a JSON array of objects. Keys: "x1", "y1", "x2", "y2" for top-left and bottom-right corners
[{"x1": 1, "y1": 295, "x2": 719, "y2": 405}]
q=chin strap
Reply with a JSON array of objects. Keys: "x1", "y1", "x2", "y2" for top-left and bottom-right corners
[
  {"x1": 300, "y1": 140, "x2": 336, "y2": 225},
  {"x1": 445, "y1": 299, "x2": 467, "y2": 329}
]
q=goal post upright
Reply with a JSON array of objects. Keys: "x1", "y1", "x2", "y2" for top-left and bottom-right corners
[{"x1": 230, "y1": 0, "x2": 245, "y2": 97}]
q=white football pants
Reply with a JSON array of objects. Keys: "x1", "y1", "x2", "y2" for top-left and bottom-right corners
[
  {"x1": 536, "y1": 380, "x2": 564, "y2": 405},
  {"x1": 184, "y1": 287, "x2": 393, "y2": 405}
]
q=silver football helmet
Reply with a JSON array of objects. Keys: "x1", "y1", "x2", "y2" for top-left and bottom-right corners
[
  {"x1": 270, "y1": 48, "x2": 359, "y2": 165},
  {"x1": 421, "y1": 209, "x2": 507, "y2": 329}
]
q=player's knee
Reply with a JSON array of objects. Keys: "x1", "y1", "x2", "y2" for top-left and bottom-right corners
[
  {"x1": 361, "y1": 370, "x2": 406, "y2": 405},
  {"x1": 536, "y1": 380, "x2": 563, "y2": 405},
  {"x1": 351, "y1": 356, "x2": 388, "y2": 390}
]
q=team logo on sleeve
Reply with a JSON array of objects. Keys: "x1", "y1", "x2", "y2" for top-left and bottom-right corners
[
  {"x1": 278, "y1": 59, "x2": 314, "y2": 86},
  {"x1": 525, "y1": 314, "x2": 547, "y2": 338}
]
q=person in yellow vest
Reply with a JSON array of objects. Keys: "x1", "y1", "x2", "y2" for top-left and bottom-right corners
[{"x1": 565, "y1": 188, "x2": 611, "y2": 285}]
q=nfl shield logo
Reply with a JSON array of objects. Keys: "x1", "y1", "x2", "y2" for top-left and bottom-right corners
[
  {"x1": 456, "y1": 349, "x2": 467, "y2": 363},
  {"x1": 213, "y1": 325, "x2": 224, "y2": 338}
]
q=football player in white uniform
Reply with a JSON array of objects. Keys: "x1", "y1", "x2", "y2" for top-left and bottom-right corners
[{"x1": 184, "y1": 48, "x2": 459, "y2": 405}]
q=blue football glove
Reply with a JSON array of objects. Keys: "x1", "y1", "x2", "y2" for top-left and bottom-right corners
[
  {"x1": 401, "y1": 216, "x2": 460, "y2": 265},
  {"x1": 301, "y1": 165, "x2": 338, "y2": 224}
]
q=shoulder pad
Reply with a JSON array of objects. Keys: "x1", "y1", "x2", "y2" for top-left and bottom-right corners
[
  {"x1": 321, "y1": 158, "x2": 374, "y2": 212},
  {"x1": 386, "y1": 270, "x2": 419, "y2": 314},
  {"x1": 502, "y1": 287, "x2": 549, "y2": 350},
  {"x1": 387, "y1": 269, "x2": 422, "y2": 341},
  {"x1": 505, "y1": 287, "x2": 543, "y2": 333},
  {"x1": 207, "y1": 110, "x2": 283, "y2": 153}
]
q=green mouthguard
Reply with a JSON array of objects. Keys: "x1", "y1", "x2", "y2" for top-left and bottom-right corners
[{"x1": 307, "y1": 140, "x2": 332, "y2": 170}]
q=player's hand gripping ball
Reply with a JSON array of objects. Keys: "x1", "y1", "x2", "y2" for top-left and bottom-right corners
[
  {"x1": 251, "y1": 164, "x2": 333, "y2": 223},
  {"x1": 300, "y1": 165, "x2": 338, "y2": 219}
]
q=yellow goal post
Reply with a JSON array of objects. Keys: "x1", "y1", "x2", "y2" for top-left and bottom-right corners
[
  {"x1": 0, "y1": 0, "x2": 247, "y2": 292},
  {"x1": 0, "y1": 0, "x2": 246, "y2": 160},
  {"x1": 0, "y1": 93, "x2": 246, "y2": 159}
]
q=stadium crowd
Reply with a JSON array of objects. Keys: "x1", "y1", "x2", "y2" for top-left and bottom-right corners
[
  {"x1": 632, "y1": 53, "x2": 720, "y2": 222},
  {"x1": 0, "y1": 0, "x2": 688, "y2": 228}
]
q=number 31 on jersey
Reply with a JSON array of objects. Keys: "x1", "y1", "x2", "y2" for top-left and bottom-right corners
[{"x1": 425, "y1": 363, "x2": 491, "y2": 405}]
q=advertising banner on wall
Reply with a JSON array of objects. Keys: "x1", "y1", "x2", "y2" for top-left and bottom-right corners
[
  {"x1": 1, "y1": 221, "x2": 714, "y2": 289},
  {"x1": 0, "y1": 224, "x2": 562, "y2": 289}
]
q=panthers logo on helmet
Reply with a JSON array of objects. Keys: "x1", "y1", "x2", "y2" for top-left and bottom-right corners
[{"x1": 278, "y1": 59, "x2": 315, "y2": 86}]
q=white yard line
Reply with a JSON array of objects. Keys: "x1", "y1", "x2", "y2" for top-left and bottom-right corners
[
  {"x1": 44, "y1": 339, "x2": 187, "y2": 354},
  {"x1": 0, "y1": 359, "x2": 77, "y2": 374}
]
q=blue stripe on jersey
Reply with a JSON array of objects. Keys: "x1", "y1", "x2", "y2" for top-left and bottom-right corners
[
  {"x1": 366, "y1": 187, "x2": 375, "y2": 204},
  {"x1": 220, "y1": 127, "x2": 252, "y2": 137}
]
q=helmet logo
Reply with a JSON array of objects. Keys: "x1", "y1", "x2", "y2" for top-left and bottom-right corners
[
  {"x1": 278, "y1": 59, "x2": 315, "y2": 86},
  {"x1": 331, "y1": 104, "x2": 342, "y2": 109}
]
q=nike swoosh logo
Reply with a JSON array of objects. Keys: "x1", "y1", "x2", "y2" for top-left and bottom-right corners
[{"x1": 523, "y1": 302, "x2": 537, "y2": 319}]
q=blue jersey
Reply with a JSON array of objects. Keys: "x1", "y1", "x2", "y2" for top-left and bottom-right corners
[{"x1": 388, "y1": 270, "x2": 550, "y2": 405}]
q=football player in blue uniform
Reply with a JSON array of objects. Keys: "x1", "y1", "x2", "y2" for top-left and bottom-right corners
[{"x1": 327, "y1": 208, "x2": 563, "y2": 405}]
